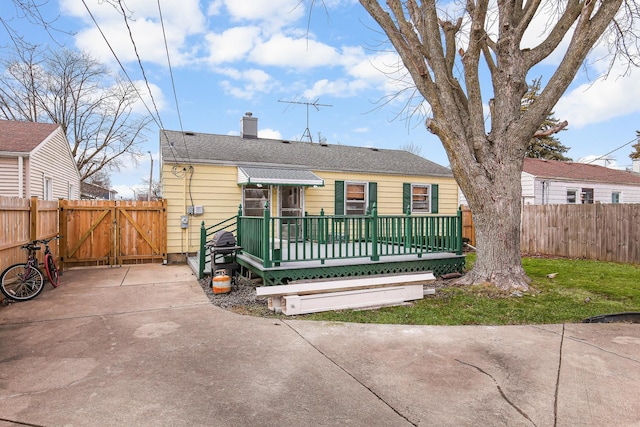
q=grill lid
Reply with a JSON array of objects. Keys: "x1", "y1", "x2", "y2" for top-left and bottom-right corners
[{"x1": 209, "y1": 230, "x2": 236, "y2": 247}]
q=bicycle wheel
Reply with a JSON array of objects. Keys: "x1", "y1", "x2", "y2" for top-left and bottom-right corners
[
  {"x1": 45, "y1": 254, "x2": 60, "y2": 287},
  {"x1": 0, "y1": 263, "x2": 45, "y2": 301}
]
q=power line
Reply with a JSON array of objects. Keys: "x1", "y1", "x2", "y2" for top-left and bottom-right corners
[
  {"x1": 80, "y1": 0, "x2": 180, "y2": 166},
  {"x1": 156, "y1": 0, "x2": 192, "y2": 168}
]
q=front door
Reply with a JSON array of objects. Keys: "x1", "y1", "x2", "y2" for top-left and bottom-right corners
[{"x1": 279, "y1": 187, "x2": 303, "y2": 241}]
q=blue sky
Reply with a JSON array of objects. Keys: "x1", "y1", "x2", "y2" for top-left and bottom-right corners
[{"x1": 2, "y1": 0, "x2": 640, "y2": 199}]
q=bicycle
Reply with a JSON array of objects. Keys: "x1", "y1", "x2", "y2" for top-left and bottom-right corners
[{"x1": 0, "y1": 236, "x2": 62, "y2": 302}]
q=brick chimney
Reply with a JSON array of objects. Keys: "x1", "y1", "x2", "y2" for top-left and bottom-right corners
[{"x1": 241, "y1": 112, "x2": 257, "y2": 139}]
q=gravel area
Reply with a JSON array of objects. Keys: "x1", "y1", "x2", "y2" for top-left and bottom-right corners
[{"x1": 198, "y1": 274, "x2": 274, "y2": 316}]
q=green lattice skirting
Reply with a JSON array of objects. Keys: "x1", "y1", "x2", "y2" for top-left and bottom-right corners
[{"x1": 237, "y1": 254, "x2": 466, "y2": 286}]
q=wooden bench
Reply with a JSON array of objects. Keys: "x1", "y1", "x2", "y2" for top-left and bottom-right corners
[{"x1": 256, "y1": 272, "x2": 436, "y2": 315}]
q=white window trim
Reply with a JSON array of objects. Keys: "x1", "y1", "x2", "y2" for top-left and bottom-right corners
[
  {"x1": 44, "y1": 176, "x2": 53, "y2": 201},
  {"x1": 242, "y1": 184, "x2": 271, "y2": 216},
  {"x1": 566, "y1": 189, "x2": 578, "y2": 204},
  {"x1": 612, "y1": 191, "x2": 621, "y2": 204},
  {"x1": 411, "y1": 183, "x2": 432, "y2": 214}
]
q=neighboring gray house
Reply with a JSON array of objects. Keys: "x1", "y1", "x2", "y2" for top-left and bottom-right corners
[
  {"x1": 459, "y1": 157, "x2": 640, "y2": 206},
  {"x1": 0, "y1": 120, "x2": 81, "y2": 200},
  {"x1": 521, "y1": 158, "x2": 640, "y2": 205},
  {"x1": 80, "y1": 182, "x2": 118, "y2": 200}
]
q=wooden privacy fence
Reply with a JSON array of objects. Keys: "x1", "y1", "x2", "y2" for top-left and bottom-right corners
[
  {"x1": 59, "y1": 200, "x2": 167, "y2": 270},
  {"x1": 460, "y1": 205, "x2": 476, "y2": 247},
  {"x1": 520, "y1": 204, "x2": 640, "y2": 264},
  {"x1": 463, "y1": 203, "x2": 640, "y2": 264},
  {"x1": 0, "y1": 196, "x2": 59, "y2": 279}
]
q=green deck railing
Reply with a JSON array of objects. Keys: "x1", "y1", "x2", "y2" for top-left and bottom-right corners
[{"x1": 200, "y1": 204, "x2": 462, "y2": 277}]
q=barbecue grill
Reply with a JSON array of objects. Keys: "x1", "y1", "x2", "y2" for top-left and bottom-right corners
[{"x1": 206, "y1": 230, "x2": 241, "y2": 285}]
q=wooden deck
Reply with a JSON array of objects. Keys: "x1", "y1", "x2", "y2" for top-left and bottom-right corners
[
  {"x1": 195, "y1": 209, "x2": 465, "y2": 285},
  {"x1": 192, "y1": 242, "x2": 465, "y2": 286}
]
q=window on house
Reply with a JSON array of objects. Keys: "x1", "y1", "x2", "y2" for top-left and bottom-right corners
[
  {"x1": 581, "y1": 188, "x2": 594, "y2": 204},
  {"x1": 242, "y1": 185, "x2": 270, "y2": 216},
  {"x1": 612, "y1": 192, "x2": 621, "y2": 204},
  {"x1": 345, "y1": 182, "x2": 367, "y2": 215},
  {"x1": 44, "y1": 177, "x2": 53, "y2": 200},
  {"x1": 411, "y1": 184, "x2": 431, "y2": 213},
  {"x1": 567, "y1": 190, "x2": 577, "y2": 204}
]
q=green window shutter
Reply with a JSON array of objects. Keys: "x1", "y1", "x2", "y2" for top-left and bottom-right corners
[
  {"x1": 431, "y1": 184, "x2": 439, "y2": 213},
  {"x1": 334, "y1": 180, "x2": 344, "y2": 215},
  {"x1": 403, "y1": 183, "x2": 411, "y2": 213},
  {"x1": 368, "y1": 182, "x2": 377, "y2": 211}
]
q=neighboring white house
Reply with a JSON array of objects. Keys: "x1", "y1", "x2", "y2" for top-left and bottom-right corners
[
  {"x1": 0, "y1": 120, "x2": 81, "y2": 200},
  {"x1": 459, "y1": 157, "x2": 640, "y2": 206}
]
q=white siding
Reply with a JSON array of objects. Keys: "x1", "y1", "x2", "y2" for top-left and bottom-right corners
[
  {"x1": 521, "y1": 172, "x2": 535, "y2": 204},
  {"x1": 29, "y1": 127, "x2": 81, "y2": 200},
  {"x1": 534, "y1": 178, "x2": 640, "y2": 204},
  {"x1": 0, "y1": 157, "x2": 20, "y2": 196}
]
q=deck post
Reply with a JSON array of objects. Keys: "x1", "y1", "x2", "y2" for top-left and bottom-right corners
[
  {"x1": 262, "y1": 202, "x2": 272, "y2": 268},
  {"x1": 370, "y1": 203, "x2": 379, "y2": 261},
  {"x1": 236, "y1": 204, "x2": 243, "y2": 248},
  {"x1": 198, "y1": 221, "x2": 206, "y2": 279},
  {"x1": 404, "y1": 206, "x2": 412, "y2": 250},
  {"x1": 318, "y1": 209, "x2": 325, "y2": 244},
  {"x1": 456, "y1": 207, "x2": 463, "y2": 255}
]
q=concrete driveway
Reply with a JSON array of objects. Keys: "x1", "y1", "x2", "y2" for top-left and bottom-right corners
[{"x1": 0, "y1": 264, "x2": 639, "y2": 426}]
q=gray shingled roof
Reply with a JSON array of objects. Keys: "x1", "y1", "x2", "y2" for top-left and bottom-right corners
[{"x1": 160, "y1": 130, "x2": 452, "y2": 178}]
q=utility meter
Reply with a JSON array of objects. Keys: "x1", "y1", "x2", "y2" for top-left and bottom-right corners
[{"x1": 180, "y1": 215, "x2": 189, "y2": 229}]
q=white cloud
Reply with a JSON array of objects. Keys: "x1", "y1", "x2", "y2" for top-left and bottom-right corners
[
  {"x1": 205, "y1": 26, "x2": 261, "y2": 64},
  {"x1": 61, "y1": 0, "x2": 205, "y2": 67},
  {"x1": 220, "y1": 69, "x2": 276, "y2": 99},
  {"x1": 218, "y1": 0, "x2": 304, "y2": 26},
  {"x1": 250, "y1": 34, "x2": 342, "y2": 69},
  {"x1": 554, "y1": 66, "x2": 640, "y2": 128},
  {"x1": 577, "y1": 155, "x2": 623, "y2": 169},
  {"x1": 259, "y1": 128, "x2": 283, "y2": 139}
]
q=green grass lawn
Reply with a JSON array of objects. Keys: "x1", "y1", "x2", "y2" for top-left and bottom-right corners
[{"x1": 301, "y1": 254, "x2": 640, "y2": 325}]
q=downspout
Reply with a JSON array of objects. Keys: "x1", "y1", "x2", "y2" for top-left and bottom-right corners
[{"x1": 184, "y1": 168, "x2": 188, "y2": 254}]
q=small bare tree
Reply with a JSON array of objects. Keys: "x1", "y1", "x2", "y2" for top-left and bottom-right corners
[
  {"x1": 0, "y1": 42, "x2": 151, "y2": 183},
  {"x1": 359, "y1": 1, "x2": 636, "y2": 291}
]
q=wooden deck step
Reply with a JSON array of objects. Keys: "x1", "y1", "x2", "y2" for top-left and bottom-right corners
[{"x1": 256, "y1": 272, "x2": 435, "y2": 315}]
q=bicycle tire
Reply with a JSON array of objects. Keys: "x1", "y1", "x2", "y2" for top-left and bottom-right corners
[
  {"x1": 0, "y1": 263, "x2": 45, "y2": 301},
  {"x1": 45, "y1": 253, "x2": 60, "y2": 287}
]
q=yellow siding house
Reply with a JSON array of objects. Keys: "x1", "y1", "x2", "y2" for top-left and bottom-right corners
[{"x1": 160, "y1": 113, "x2": 457, "y2": 262}]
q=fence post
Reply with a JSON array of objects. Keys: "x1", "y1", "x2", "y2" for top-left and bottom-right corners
[
  {"x1": 456, "y1": 207, "x2": 463, "y2": 255},
  {"x1": 198, "y1": 221, "x2": 207, "y2": 279},
  {"x1": 30, "y1": 196, "x2": 38, "y2": 241},
  {"x1": 262, "y1": 202, "x2": 272, "y2": 268},
  {"x1": 370, "y1": 203, "x2": 379, "y2": 261}
]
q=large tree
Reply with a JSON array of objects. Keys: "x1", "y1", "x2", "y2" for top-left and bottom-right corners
[
  {"x1": 359, "y1": 1, "x2": 632, "y2": 291},
  {"x1": 0, "y1": 43, "x2": 151, "y2": 183}
]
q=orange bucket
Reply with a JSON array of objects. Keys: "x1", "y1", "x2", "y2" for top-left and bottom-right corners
[{"x1": 212, "y1": 269, "x2": 231, "y2": 294}]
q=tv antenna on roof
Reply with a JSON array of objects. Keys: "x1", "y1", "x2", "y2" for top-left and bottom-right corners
[{"x1": 278, "y1": 97, "x2": 332, "y2": 142}]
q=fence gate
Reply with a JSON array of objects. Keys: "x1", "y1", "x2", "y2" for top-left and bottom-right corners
[{"x1": 59, "y1": 200, "x2": 167, "y2": 269}]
